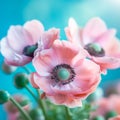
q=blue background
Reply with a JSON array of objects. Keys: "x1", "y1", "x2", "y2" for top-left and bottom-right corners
[{"x1": 0, "y1": 0, "x2": 120, "y2": 119}]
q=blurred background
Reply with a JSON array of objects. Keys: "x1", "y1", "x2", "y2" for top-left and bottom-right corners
[{"x1": 0, "y1": 0, "x2": 120, "y2": 119}]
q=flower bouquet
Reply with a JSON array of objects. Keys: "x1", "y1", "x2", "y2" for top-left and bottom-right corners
[{"x1": 0, "y1": 17, "x2": 120, "y2": 120}]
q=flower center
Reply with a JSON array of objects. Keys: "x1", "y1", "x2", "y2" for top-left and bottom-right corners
[
  {"x1": 51, "y1": 64, "x2": 75, "y2": 85},
  {"x1": 23, "y1": 44, "x2": 38, "y2": 57},
  {"x1": 84, "y1": 43, "x2": 105, "y2": 57},
  {"x1": 57, "y1": 68, "x2": 70, "y2": 81}
]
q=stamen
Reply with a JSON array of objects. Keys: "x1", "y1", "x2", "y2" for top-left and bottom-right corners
[
  {"x1": 23, "y1": 44, "x2": 38, "y2": 57},
  {"x1": 84, "y1": 43, "x2": 105, "y2": 57},
  {"x1": 51, "y1": 64, "x2": 75, "y2": 85},
  {"x1": 57, "y1": 68, "x2": 70, "y2": 81}
]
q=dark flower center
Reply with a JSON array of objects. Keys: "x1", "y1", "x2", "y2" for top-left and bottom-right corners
[
  {"x1": 51, "y1": 64, "x2": 75, "y2": 85},
  {"x1": 23, "y1": 44, "x2": 38, "y2": 57},
  {"x1": 84, "y1": 43, "x2": 105, "y2": 57}
]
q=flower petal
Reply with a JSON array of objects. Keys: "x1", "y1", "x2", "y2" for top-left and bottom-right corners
[
  {"x1": 83, "y1": 17, "x2": 107, "y2": 44},
  {"x1": 24, "y1": 20, "x2": 44, "y2": 43},
  {"x1": 65, "y1": 18, "x2": 83, "y2": 47},
  {"x1": 73, "y1": 59, "x2": 101, "y2": 93},
  {"x1": 33, "y1": 48, "x2": 58, "y2": 76},
  {"x1": 52, "y1": 40, "x2": 82, "y2": 64},
  {"x1": 40, "y1": 28, "x2": 60, "y2": 49},
  {"x1": 7, "y1": 26, "x2": 33, "y2": 53},
  {"x1": 1, "y1": 38, "x2": 32, "y2": 66},
  {"x1": 92, "y1": 56, "x2": 120, "y2": 71},
  {"x1": 94, "y1": 29, "x2": 116, "y2": 48},
  {"x1": 104, "y1": 37, "x2": 120, "y2": 57},
  {"x1": 29, "y1": 73, "x2": 39, "y2": 88},
  {"x1": 30, "y1": 72, "x2": 53, "y2": 94},
  {"x1": 47, "y1": 94, "x2": 82, "y2": 108}
]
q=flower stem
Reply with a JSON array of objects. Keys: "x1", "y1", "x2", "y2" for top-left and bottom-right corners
[
  {"x1": 38, "y1": 97, "x2": 48, "y2": 120},
  {"x1": 21, "y1": 66, "x2": 31, "y2": 74},
  {"x1": 25, "y1": 85, "x2": 48, "y2": 120},
  {"x1": 65, "y1": 106, "x2": 72, "y2": 120},
  {"x1": 10, "y1": 96, "x2": 32, "y2": 120},
  {"x1": 25, "y1": 85, "x2": 38, "y2": 102}
]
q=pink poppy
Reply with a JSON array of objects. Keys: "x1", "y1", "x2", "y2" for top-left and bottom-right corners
[
  {"x1": 0, "y1": 20, "x2": 59, "y2": 66},
  {"x1": 109, "y1": 115, "x2": 120, "y2": 120},
  {"x1": 91, "y1": 95, "x2": 120, "y2": 118},
  {"x1": 5, "y1": 94, "x2": 31, "y2": 113},
  {"x1": 30, "y1": 40, "x2": 101, "y2": 107},
  {"x1": 7, "y1": 113, "x2": 19, "y2": 120},
  {"x1": 65, "y1": 18, "x2": 120, "y2": 72}
]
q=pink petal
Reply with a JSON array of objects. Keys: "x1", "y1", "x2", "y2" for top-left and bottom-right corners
[
  {"x1": 33, "y1": 40, "x2": 81, "y2": 76},
  {"x1": 29, "y1": 73, "x2": 39, "y2": 88},
  {"x1": 83, "y1": 17, "x2": 107, "y2": 44},
  {"x1": 1, "y1": 38, "x2": 32, "y2": 66},
  {"x1": 49, "y1": 58, "x2": 100, "y2": 96},
  {"x1": 41, "y1": 28, "x2": 60, "y2": 49},
  {"x1": 47, "y1": 94, "x2": 82, "y2": 108},
  {"x1": 94, "y1": 29, "x2": 116, "y2": 48},
  {"x1": 33, "y1": 48, "x2": 58, "y2": 76},
  {"x1": 104, "y1": 37, "x2": 120, "y2": 57},
  {"x1": 24, "y1": 20, "x2": 44, "y2": 43},
  {"x1": 65, "y1": 18, "x2": 83, "y2": 47},
  {"x1": 52, "y1": 40, "x2": 81, "y2": 64},
  {"x1": 30, "y1": 72, "x2": 53, "y2": 94},
  {"x1": 92, "y1": 56, "x2": 120, "y2": 70},
  {"x1": 7, "y1": 113, "x2": 18, "y2": 120},
  {"x1": 7, "y1": 26, "x2": 33, "y2": 53},
  {"x1": 73, "y1": 59, "x2": 101, "y2": 92}
]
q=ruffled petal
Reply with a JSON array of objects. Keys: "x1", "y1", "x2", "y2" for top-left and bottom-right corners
[
  {"x1": 41, "y1": 28, "x2": 60, "y2": 49},
  {"x1": 7, "y1": 26, "x2": 33, "y2": 53},
  {"x1": 29, "y1": 73, "x2": 39, "y2": 88},
  {"x1": 52, "y1": 40, "x2": 81, "y2": 64},
  {"x1": 83, "y1": 17, "x2": 107, "y2": 44},
  {"x1": 104, "y1": 37, "x2": 120, "y2": 57},
  {"x1": 1, "y1": 38, "x2": 32, "y2": 66},
  {"x1": 24, "y1": 20, "x2": 44, "y2": 43},
  {"x1": 92, "y1": 56, "x2": 120, "y2": 71},
  {"x1": 73, "y1": 59, "x2": 101, "y2": 92},
  {"x1": 47, "y1": 94, "x2": 82, "y2": 108},
  {"x1": 65, "y1": 18, "x2": 83, "y2": 47},
  {"x1": 94, "y1": 29, "x2": 116, "y2": 48},
  {"x1": 33, "y1": 48, "x2": 59, "y2": 76},
  {"x1": 30, "y1": 72, "x2": 53, "y2": 94}
]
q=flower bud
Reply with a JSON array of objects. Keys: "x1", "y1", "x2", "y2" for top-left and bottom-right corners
[
  {"x1": 105, "y1": 111, "x2": 117, "y2": 119},
  {"x1": 87, "y1": 87, "x2": 103, "y2": 102},
  {"x1": 2, "y1": 62, "x2": 17, "y2": 74},
  {"x1": 29, "y1": 108, "x2": 44, "y2": 120},
  {"x1": 14, "y1": 73, "x2": 29, "y2": 89},
  {"x1": 0, "y1": 90, "x2": 10, "y2": 104}
]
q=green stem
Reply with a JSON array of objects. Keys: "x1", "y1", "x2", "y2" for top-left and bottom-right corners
[
  {"x1": 38, "y1": 97, "x2": 48, "y2": 120},
  {"x1": 21, "y1": 66, "x2": 31, "y2": 74},
  {"x1": 25, "y1": 85, "x2": 38, "y2": 102},
  {"x1": 10, "y1": 97, "x2": 32, "y2": 120},
  {"x1": 65, "y1": 106, "x2": 72, "y2": 120},
  {"x1": 25, "y1": 85, "x2": 48, "y2": 120}
]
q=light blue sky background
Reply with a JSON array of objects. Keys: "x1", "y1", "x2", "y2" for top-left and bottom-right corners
[{"x1": 0, "y1": 0, "x2": 120, "y2": 119}]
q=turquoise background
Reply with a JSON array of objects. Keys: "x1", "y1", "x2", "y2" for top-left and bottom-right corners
[{"x1": 0, "y1": 0, "x2": 120, "y2": 119}]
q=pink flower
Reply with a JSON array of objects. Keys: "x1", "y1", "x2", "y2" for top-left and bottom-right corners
[
  {"x1": 109, "y1": 115, "x2": 120, "y2": 120},
  {"x1": 0, "y1": 20, "x2": 59, "y2": 66},
  {"x1": 5, "y1": 94, "x2": 31, "y2": 113},
  {"x1": 30, "y1": 40, "x2": 101, "y2": 107},
  {"x1": 7, "y1": 113, "x2": 19, "y2": 120},
  {"x1": 65, "y1": 18, "x2": 120, "y2": 72},
  {"x1": 91, "y1": 95, "x2": 120, "y2": 118}
]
